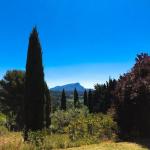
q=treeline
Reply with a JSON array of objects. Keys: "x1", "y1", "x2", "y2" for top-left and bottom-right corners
[
  {"x1": 60, "y1": 79, "x2": 116, "y2": 114},
  {"x1": 0, "y1": 27, "x2": 150, "y2": 140}
]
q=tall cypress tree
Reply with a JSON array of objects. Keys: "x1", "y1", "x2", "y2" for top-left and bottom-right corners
[
  {"x1": 45, "y1": 83, "x2": 51, "y2": 128},
  {"x1": 24, "y1": 27, "x2": 45, "y2": 140},
  {"x1": 61, "y1": 89, "x2": 66, "y2": 110},
  {"x1": 83, "y1": 90, "x2": 88, "y2": 106},
  {"x1": 74, "y1": 88, "x2": 79, "y2": 108},
  {"x1": 88, "y1": 90, "x2": 93, "y2": 113}
]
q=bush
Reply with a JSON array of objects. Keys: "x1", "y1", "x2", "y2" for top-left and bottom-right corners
[
  {"x1": 0, "y1": 126, "x2": 9, "y2": 136},
  {"x1": 0, "y1": 125, "x2": 9, "y2": 136},
  {"x1": 42, "y1": 134, "x2": 70, "y2": 149},
  {"x1": 51, "y1": 107, "x2": 118, "y2": 142},
  {"x1": 68, "y1": 113, "x2": 117, "y2": 142},
  {"x1": 0, "y1": 113, "x2": 7, "y2": 126},
  {"x1": 28, "y1": 130, "x2": 47, "y2": 147},
  {"x1": 51, "y1": 107, "x2": 89, "y2": 133},
  {"x1": 10, "y1": 108, "x2": 117, "y2": 149}
]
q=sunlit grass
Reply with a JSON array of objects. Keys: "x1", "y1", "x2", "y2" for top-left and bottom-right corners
[
  {"x1": 0, "y1": 132, "x2": 149, "y2": 150},
  {"x1": 64, "y1": 141, "x2": 148, "y2": 150}
]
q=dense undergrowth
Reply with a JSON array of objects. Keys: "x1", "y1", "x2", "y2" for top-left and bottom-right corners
[{"x1": 0, "y1": 107, "x2": 118, "y2": 149}]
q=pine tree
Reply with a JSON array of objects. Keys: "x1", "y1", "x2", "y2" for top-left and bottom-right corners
[
  {"x1": 0, "y1": 70, "x2": 25, "y2": 130},
  {"x1": 83, "y1": 90, "x2": 88, "y2": 106},
  {"x1": 88, "y1": 90, "x2": 93, "y2": 113},
  {"x1": 61, "y1": 89, "x2": 66, "y2": 110},
  {"x1": 45, "y1": 83, "x2": 51, "y2": 128},
  {"x1": 74, "y1": 88, "x2": 79, "y2": 108},
  {"x1": 24, "y1": 27, "x2": 45, "y2": 140}
]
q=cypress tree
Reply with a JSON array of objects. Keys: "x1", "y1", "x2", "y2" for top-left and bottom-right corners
[
  {"x1": 74, "y1": 88, "x2": 79, "y2": 108},
  {"x1": 88, "y1": 90, "x2": 93, "y2": 113},
  {"x1": 24, "y1": 27, "x2": 45, "y2": 140},
  {"x1": 83, "y1": 90, "x2": 88, "y2": 106},
  {"x1": 45, "y1": 83, "x2": 51, "y2": 128},
  {"x1": 61, "y1": 89, "x2": 66, "y2": 110}
]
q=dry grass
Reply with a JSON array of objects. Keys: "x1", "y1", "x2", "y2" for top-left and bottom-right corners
[
  {"x1": 63, "y1": 141, "x2": 148, "y2": 150},
  {"x1": 0, "y1": 132, "x2": 23, "y2": 146},
  {"x1": 0, "y1": 132, "x2": 149, "y2": 150}
]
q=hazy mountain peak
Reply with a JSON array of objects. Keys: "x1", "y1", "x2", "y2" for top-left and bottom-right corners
[{"x1": 50, "y1": 83, "x2": 85, "y2": 92}]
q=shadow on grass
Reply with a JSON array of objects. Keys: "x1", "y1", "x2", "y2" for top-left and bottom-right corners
[{"x1": 125, "y1": 139, "x2": 150, "y2": 149}]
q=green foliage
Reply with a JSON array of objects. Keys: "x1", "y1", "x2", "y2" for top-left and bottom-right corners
[
  {"x1": 0, "y1": 112, "x2": 7, "y2": 126},
  {"x1": 42, "y1": 134, "x2": 70, "y2": 149},
  {"x1": 61, "y1": 89, "x2": 66, "y2": 110},
  {"x1": 51, "y1": 107, "x2": 89, "y2": 133},
  {"x1": 6, "y1": 111, "x2": 17, "y2": 130},
  {"x1": 28, "y1": 130, "x2": 47, "y2": 147},
  {"x1": 74, "y1": 88, "x2": 79, "y2": 108},
  {"x1": 0, "y1": 125, "x2": 9, "y2": 136},
  {"x1": 26, "y1": 108, "x2": 117, "y2": 149},
  {"x1": 88, "y1": 90, "x2": 93, "y2": 113},
  {"x1": 45, "y1": 83, "x2": 51, "y2": 128},
  {"x1": 91, "y1": 78, "x2": 117, "y2": 113},
  {"x1": 51, "y1": 107, "x2": 117, "y2": 142},
  {"x1": 0, "y1": 70, "x2": 25, "y2": 130},
  {"x1": 0, "y1": 69, "x2": 51, "y2": 131},
  {"x1": 84, "y1": 90, "x2": 88, "y2": 106},
  {"x1": 68, "y1": 113, "x2": 117, "y2": 142}
]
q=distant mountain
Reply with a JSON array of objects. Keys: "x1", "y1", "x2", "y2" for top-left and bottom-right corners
[{"x1": 50, "y1": 83, "x2": 85, "y2": 92}]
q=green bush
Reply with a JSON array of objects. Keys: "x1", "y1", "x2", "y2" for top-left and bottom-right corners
[
  {"x1": 27, "y1": 133, "x2": 71, "y2": 149},
  {"x1": 0, "y1": 113, "x2": 7, "y2": 126},
  {"x1": 68, "y1": 113, "x2": 117, "y2": 142},
  {"x1": 51, "y1": 107, "x2": 89, "y2": 133},
  {"x1": 51, "y1": 107, "x2": 118, "y2": 143},
  {"x1": 42, "y1": 134, "x2": 70, "y2": 149},
  {"x1": 0, "y1": 125, "x2": 9, "y2": 136},
  {"x1": 28, "y1": 130, "x2": 47, "y2": 147},
  {"x1": 22, "y1": 108, "x2": 118, "y2": 149},
  {"x1": 68, "y1": 114, "x2": 87, "y2": 141}
]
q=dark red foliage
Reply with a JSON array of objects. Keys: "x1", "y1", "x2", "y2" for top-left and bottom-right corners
[{"x1": 115, "y1": 53, "x2": 150, "y2": 138}]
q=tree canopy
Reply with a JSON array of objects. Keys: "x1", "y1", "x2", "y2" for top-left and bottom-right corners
[{"x1": 115, "y1": 53, "x2": 150, "y2": 138}]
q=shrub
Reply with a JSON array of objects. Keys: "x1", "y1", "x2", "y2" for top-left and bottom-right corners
[
  {"x1": 42, "y1": 134, "x2": 70, "y2": 149},
  {"x1": 28, "y1": 130, "x2": 47, "y2": 147},
  {"x1": 18, "y1": 108, "x2": 118, "y2": 149},
  {"x1": 0, "y1": 113, "x2": 7, "y2": 126},
  {"x1": 51, "y1": 107, "x2": 89, "y2": 133},
  {"x1": 68, "y1": 113, "x2": 118, "y2": 142},
  {"x1": 51, "y1": 107, "x2": 118, "y2": 142},
  {"x1": 0, "y1": 125, "x2": 9, "y2": 136}
]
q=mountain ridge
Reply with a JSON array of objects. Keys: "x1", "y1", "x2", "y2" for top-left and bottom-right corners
[{"x1": 50, "y1": 83, "x2": 86, "y2": 92}]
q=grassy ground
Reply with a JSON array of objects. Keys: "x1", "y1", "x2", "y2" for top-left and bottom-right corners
[
  {"x1": 0, "y1": 132, "x2": 149, "y2": 150},
  {"x1": 64, "y1": 142, "x2": 148, "y2": 150},
  {"x1": 0, "y1": 132, "x2": 23, "y2": 146}
]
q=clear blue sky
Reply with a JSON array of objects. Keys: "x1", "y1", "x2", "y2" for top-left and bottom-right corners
[{"x1": 0, "y1": 0, "x2": 150, "y2": 88}]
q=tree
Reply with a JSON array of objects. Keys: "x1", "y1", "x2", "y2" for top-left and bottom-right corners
[
  {"x1": 0, "y1": 70, "x2": 25, "y2": 130},
  {"x1": 88, "y1": 90, "x2": 93, "y2": 113},
  {"x1": 115, "y1": 53, "x2": 150, "y2": 138},
  {"x1": 91, "y1": 78, "x2": 117, "y2": 113},
  {"x1": 105, "y1": 78, "x2": 117, "y2": 110},
  {"x1": 45, "y1": 83, "x2": 51, "y2": 128},
  {"x1": 61, "y1": 89, "x2": 66, "y2": 110},
  {"x1": 24, "y1": 27, "x2": 46, "y2": 140},
  {"x1": 83, "y1": 90, "x2": 88, "y2": 106},
  {"x1": 74, "y1": 88, "x2": 79, "y2": 108}
]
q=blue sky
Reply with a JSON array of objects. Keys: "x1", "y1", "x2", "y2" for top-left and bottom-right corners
[{"x1": 0, "y1": 0, "x2": 150, "y2": 88}]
